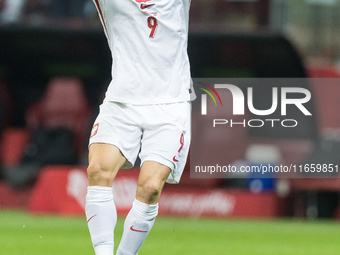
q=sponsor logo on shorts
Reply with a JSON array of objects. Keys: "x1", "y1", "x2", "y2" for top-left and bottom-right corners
[{"x1": 90, "y1": 123, "x2": 99, "y2": 138}]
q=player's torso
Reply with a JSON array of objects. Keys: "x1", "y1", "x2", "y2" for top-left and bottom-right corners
[{"x1": 95, "y1": 0, "x2": 192, "y2": 104}]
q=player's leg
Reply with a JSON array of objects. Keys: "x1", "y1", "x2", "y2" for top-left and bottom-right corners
[
  {"x1": 86, "y1": 101, "x2": 142, "y2": 255},
  {"x1": 86, "y1": 143, "x2": 126, "y2": 255},
  {"x1": 87, "y1": 143, "x2": 126, "y2": 187},
  {"x1": 135, "y1": 161, "x2": 171, "y2": 204},
  {"x1": 116, "y1": 102, "x2": 190, "y2": 255},
  {"x1": 116, "y1": 161, "x2": 171, "y2": 255}
]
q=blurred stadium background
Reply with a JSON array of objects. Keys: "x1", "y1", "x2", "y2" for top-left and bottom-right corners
[{"x1": 1, "y1": 0, "x2": 340, "y2": 254}]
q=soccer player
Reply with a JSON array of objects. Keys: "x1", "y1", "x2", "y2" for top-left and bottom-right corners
[{"x1": 85, "y1": 1, "x2": 192, "y2": 254}]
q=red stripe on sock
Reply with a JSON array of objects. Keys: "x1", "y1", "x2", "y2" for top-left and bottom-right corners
[
  {"x1": 87, "y1": 214, "x2": 98, "y2": 223},
  {"x1": 130, "y1": 226, "x2": 148, "y2": 233}
]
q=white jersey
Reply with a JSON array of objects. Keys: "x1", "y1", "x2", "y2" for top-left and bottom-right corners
[{"x1": 93, "y1": 0, "x2": 191, "y2": 105}]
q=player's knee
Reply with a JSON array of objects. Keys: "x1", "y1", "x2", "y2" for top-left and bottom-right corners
[
  {"x1": 137, "y1": 181, "x2": 162, "y2": 204},
  {"x1": 87, "y1": 162, "x2": 114, "y2": 185}
]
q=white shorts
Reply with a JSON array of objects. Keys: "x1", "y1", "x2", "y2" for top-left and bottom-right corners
[{"x1": 89, "y1": 101, "x2": 191, "y2": 184}]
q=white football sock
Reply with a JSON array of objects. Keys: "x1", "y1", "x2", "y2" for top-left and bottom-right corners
[
  {"x1": 85, "y1": 186, "x2": 117, "y2": 255},
  {"x1": 116, "y1": 199, "x2": 158, "y2": 255}
]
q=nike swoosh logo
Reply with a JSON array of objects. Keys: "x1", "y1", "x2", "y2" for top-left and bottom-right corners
[
  {"x1": 141, "y1": 3, "x2": 155, "y2": 9},
  {"x1": 173, "y1": 156, "x2": 179, "y2": 162},
  {"x1": 87, "y1": 214, "x2": 97, "y2": 223},
  {"x1": 130, "y1": 226, "x2": 148, "y2": 233}
]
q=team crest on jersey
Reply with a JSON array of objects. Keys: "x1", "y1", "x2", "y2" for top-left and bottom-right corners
[
  {"x1": 90, "y1": 123, "x2": 99, "y2": 138},
  {"x1": 135, "y1": 0, "x2": 151, "y2": 3}
]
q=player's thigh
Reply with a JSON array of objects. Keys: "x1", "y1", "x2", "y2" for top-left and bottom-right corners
[
  {"x1": 87, "y1": 143, "x2": 127, "y2": 187},
  {"x1": 139, "y1": 102, "x2": 191, "y2": 184},
  {"x1": 90, "y1": 102, "x2": 143, "y2": 169},
  {"x1": 136, "y1": 161, "x2": 171, "y2": 204}
]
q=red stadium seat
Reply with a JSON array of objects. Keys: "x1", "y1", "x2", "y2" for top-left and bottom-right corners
[
  {"x1": 0, "y1": 128, "x2": 29, "y2": 167},
  {"x1": 26, "y1": 77, "x2": 91, "y2": 157},
  {"x1": 307, "y1": 66, "x2": 340, "y2": 133},
  {"x1": 308, "y1": 65, "x2": 340, "y2": 78}
]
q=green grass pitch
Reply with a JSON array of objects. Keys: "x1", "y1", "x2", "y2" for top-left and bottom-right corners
[{"x1": 1, "y1": 210, "x2": 339, "y2": 255}]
